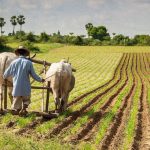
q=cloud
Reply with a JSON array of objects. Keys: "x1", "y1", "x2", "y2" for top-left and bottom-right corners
[
  {"x1": 0, "y1": 0, "x2": 150, "y2": 36},
  {"x1": 87, "y1": 0, "x2": 106, "y2": 8},
  {"x1": 5, "y1": 0, "x2": 71, "y2": 10}
]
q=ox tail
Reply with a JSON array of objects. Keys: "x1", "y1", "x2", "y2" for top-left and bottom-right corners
[{"x1": 59, "y1": 72, "x2": 63, "y2": 99}]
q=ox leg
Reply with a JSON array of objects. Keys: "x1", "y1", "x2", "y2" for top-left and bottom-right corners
[
  {"x1": 52, "y1": 89, "x2": 60, "y2": 112},
  {"x1": 8, "y1": 87, "x2": 13, "y2": 104},
  {"x1": 0, "y1": 86, "x2": 3, "y2": 111},
  {"x1": 55, "y1": 97, "x2": 60, "y2": 111},
  {"x1": 64, "y1": 94, "x2": 69, "y2": 111},
  {"x1": 60, "y1": 93, "x2": 69, "y2": 112}
]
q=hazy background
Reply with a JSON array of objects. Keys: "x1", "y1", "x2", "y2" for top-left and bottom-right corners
[{"x1": 0, "y1": 0, "x2": 150, "y2": 36}]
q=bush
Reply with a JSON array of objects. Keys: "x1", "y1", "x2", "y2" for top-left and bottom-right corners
[
  {"x1": 0, "y1": 37, "x2": 12, "y2": 52},
  {"x1": 15, "y1": 31, "x2": 26, "y2": 41},
  {"x1": 26, "y1": 32, "x2": 36, "y2": 42},
  {"x1": 22, "y1": 41, "x2": 40, "y2": 52},
  {"x1": 71, "y1": 36, "x2": 84, "y2": 45},
  {"x1": 40, "y1": 32, "x2": 49, "y2": 42},
  {"x1": 0, "y1": 37, "x2": 6, "y2": 48},
  {"x1": 90, "y1": 39, "x2": 102, "y2": 46}
]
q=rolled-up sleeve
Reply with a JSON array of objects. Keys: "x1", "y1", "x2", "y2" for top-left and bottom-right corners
[{"x1": 30, "y1": 63, "x2": 42, "y2": 82}]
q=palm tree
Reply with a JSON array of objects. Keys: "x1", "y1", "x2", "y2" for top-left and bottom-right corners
[
  {"x1": 85, "y1": 23, "x2": 93, "y2": 38},
  {"x1": 10, "y1": 16, "x2": 17, "y2": 35},
  {"x1": 17, "y1": 15, "x2": 25, "y2": 31},
  {"x1": 0, "y1": 17, "x2": 6, "y2": 36}
]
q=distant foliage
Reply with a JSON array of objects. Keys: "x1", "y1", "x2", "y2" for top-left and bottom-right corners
[
  {"x1": 17, "y1": 15, "x2": 25, "y2": 31},
  {"x1": 15, "y1": 31, "x2": 26, "y2": 41},
  {"x1": 0, "y1": 36, "x2": 12, "y2": 52},
  {"x1": 0, "y1": 36, "x2": 6, "y2": 49},
  {"x1": 26, "y1": 32, "x2": 36, "y2": 42},
  {"x1": 40, "y1": 32, "x2": 49, "y2": 42},
  {"x1": 85, "y1": 23, "x2": 110, "y2": 41},
  {"x1": 0, "y1": 17, "x2": 6, "y2": 36},
  {"x1": 23, "y1": 41, "x2": 40, "y2": 52},
  {"x1": 10, "y1": 16, "x2": 17, "y2": 35},
  {"x1": 133, "y1": 35, "x2": 150, "y2": 46},
  {"x1": 1, "y1": 15, "x2": 150, "y2": 46}
]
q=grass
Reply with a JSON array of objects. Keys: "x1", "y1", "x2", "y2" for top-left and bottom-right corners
[
  {"x1": 0, "y1": 132, "x2": 72, "y2": 150},
  {"x1": 1, "y1": 43, "x2": 150, "y2": 149},
  {"x1": 121, "y1": 55, "x2": 141, "y2": 150}
]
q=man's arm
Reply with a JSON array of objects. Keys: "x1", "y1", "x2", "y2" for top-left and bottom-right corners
[
  {"x1": 3, "y1": 64, "x2": 13, "y2": 79},
  {"x1": 29, "y1": 62, "x2": 43, "y2": 82}
]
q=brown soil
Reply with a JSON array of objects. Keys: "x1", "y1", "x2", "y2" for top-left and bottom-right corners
[
  {"x1": 16, "y1": 54, "x2": 126, "y2": 135},
  {"x1": 98, "y1": 54, "x2": 135, "y2": 149},
  {"x1": 58, "y1": 54, "x2": 130, "y2": 142},
  {"x1": 43, "y1": 54, "x2": 128, "y2": 139}
]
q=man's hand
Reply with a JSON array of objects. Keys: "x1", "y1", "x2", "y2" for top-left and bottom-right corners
[{"x1": 42, "y1": 79, "x2": 45, "y2": 82}]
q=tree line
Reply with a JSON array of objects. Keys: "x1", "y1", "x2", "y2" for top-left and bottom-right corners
[
  {"x1": 0, "y1": 15, "x2": 25, "y2": 36},
  {"x1": 0, "y1": 15, "x2": 150, "y2": 46}
]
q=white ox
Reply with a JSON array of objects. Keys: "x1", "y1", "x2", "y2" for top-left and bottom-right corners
[
  {"x1": 46, "y1": 60, "x2": 75, "y2": 112},
  {"x1": 0, "y1": 52, "x2": 17, "y2": 110}
]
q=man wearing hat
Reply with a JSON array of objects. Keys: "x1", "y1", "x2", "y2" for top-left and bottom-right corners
[{"x1": 3, "y1": 46, "x2": 45, "y2": 115}]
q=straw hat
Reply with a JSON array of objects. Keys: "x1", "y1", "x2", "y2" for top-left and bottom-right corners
[{"x1": 14, "y1": 46, "x2": 30, "y2": 56}]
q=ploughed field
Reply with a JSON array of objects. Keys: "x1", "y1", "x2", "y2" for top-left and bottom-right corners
[{"x1": 0, "y1": 45, "x2": 150, "y2": 150}]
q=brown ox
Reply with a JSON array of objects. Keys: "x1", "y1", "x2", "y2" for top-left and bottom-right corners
[{"x1": 45, "y1": 60, "x2": 75, "y2": 112}]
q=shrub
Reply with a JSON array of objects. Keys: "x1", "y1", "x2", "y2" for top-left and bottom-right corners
[
  {"x1": 40, "y1": 32, "x2": 49, "y2": 42},
  {"x1": 15, "y1": 31, "x2": 26, "y2": 41},
  {"x1": 22, "y1": 41, "x2": 40, "y2": 52},
  {"x1": 26, "y1": 32, "x2": 36, "y2": 42}
]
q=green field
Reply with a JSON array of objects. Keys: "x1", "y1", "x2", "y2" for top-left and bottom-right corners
[{"x1": 0, "y1": 44, "x2": 150, "y2": 150}]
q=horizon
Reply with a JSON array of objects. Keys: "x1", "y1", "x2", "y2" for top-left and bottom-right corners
[{"x1": 0, "y1": 0, "x2": 150, "y2": 37}]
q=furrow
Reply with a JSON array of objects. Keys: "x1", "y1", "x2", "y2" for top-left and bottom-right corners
[
  {"x1": 16, "y1": 54, "x2": 125, "y2": 135},
  {"x1": 43, "y1": 54, "x2": 129, "y2": 138},
  {"x1": 99, "y1": 54, "x2": 135, "y2": 150},
  {"x1": 132, "y1": 54, "x2": 150, "y2": 150},
  {"x1": 67, "y1": 53, "x2": 130, "y2": 142},
  {"x1": 68, "y1": 54, "x2": 124, "y2": 107}
]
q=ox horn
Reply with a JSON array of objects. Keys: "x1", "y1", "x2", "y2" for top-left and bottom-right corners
[{"x1": 30, "y1": 53, "x2": 36, "y2": 59}]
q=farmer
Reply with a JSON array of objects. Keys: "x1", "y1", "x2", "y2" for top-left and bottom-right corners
[{"x1": 3, "y1": 46, "x2": 45, "y2": 115}]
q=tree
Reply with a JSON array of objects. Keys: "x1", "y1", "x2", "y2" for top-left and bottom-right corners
[
  {"x1": 40, "y1": 32, "x2": 49, "y2": 42},
  {"x1": 17, "y1": 15, "x2": 25, "y2": 31},
  {"x1": 85, "y1": 24, "x2": 110, "y2": 41},
  {"x1": 85, "y1": 23, "x2": 93, "y2": 37},
  {"x1": 71, "y1": 36, "x2": 83, "y2": 45},
  {"x1": 15, "y1": 31, "x2": 26, "y2": 41},
  {"x1": 111, "y1": 34, "x2": 130, "y2": 46},
  {"x1": 26, "y1": 32, "x2": 36, "y2": 42},
  {"x1": 69, "y1": 32, "x2": 74, "y2": 36},
  {"x1": 10, "y1": 16, "x2": 17, "y2": 35},
  {"x1": 133, "y1": 35, "x2": 150, "y2": 46},
  {"x1": 0, "y1": 17, "x2": 6, "y2": 36},
  {"x1": 90, "y1": 26, "x2": 110, "y2": 41}
]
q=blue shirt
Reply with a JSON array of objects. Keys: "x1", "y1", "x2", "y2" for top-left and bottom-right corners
[{"x1": 3, "y1": 56, "x2": 42, "y2": 96}]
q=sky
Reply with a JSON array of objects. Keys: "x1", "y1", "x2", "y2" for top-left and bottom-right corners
[{"x1": 0, "y1": 0, "x2": 150, "y2": 37}]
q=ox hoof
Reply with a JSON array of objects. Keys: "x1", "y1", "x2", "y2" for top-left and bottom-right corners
[
  {"x1": 19, "y1": 110, "x2": 28, "y2": 117},
  {"x1": 11, "y1": 110, "x2": 19, "y2": 115}
]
